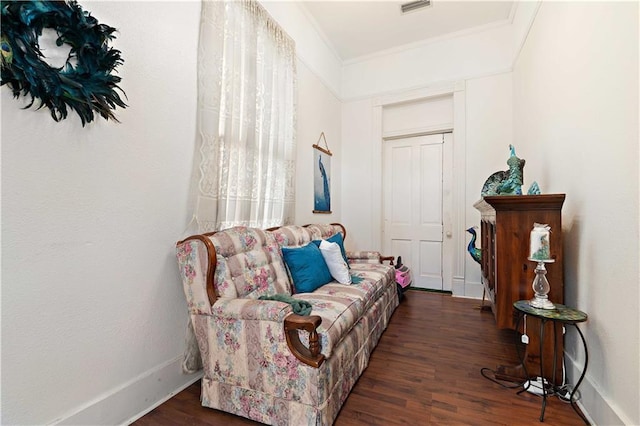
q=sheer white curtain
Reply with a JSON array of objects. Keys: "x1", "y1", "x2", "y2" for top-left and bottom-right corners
[
  {"x1": 183, "y1": 1, "x2": 297, "y2": 373},
  {"x1": 194, "y1": 0, "x2": 297, "y2": 232}
]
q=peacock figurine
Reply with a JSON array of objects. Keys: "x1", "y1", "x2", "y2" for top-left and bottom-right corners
[
  {"x1": 467, "y1": 227, "x2": 490, "y2": 311},
  {"x1": 466, "y1": 227, "x2": 482, "y2": 265}
]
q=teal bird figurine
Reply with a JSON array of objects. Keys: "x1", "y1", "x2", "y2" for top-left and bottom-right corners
[
  {"x1": 467, "y1": 227, "x2": 490, "y2": 311},
  {"x1": 466, "y1": 227, "x2": 482, "y2": 265}
]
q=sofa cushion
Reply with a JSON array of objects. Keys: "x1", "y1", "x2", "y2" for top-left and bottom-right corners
[
  {"x1": 293, "y1": 262, "x2": 395, "y2": 358},
  {"x1": 329, "y1": 233, "x2": 349, "y2": 265},
  {"x1": 269, "y1": 224, "x2": 345, "y2": 249},
  {"x1": 317, "y1": 240, "x2": 351, "y2": 284},
  {"x1": 209, "y1": 227, "x2": 292, "y2": 299},
  {"x1": 315, "y1": 263, "x2": 394, "y2": 315},
  {"x1": 282, "y1": 242, "x2": 332, "y2": 293},
  {"x1": 348, "y1": 263, "x2": 396, "y2": 311},
  {"x1": 269, "y1": 225, "x2": 312, "y2": 247},
  {"x1": 312, "y1": 232, "x2": 349, "y2": 266},
  {"x1": 347, "y1": 250, "x2": 384, "y2": 264},
  {"x1": 305, "y1": 223, "x2": 345, "y2": 241},
  {"x1": 292, "y1": 292, "x2": 361, "y2": 358}
]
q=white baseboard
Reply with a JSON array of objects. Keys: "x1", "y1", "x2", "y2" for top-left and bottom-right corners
[
  {"x1": 452, "y1": 277, "x2": 465, "y2": 296},
  {"x1": 464, "y1": 281, "x2": 484, "y2": 299},
  {"x1": 452, "y1": 279, "x2": 484, "y2": 299},
  {"x1": 566, "y1": 354, "x2": 630, "y2": 426},
  {"x1": 52, "y1": 356, "x2": 202, "y2": 425}
]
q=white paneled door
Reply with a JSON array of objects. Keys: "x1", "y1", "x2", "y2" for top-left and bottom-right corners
[{"x1": 383, "y1": 133, "x2": 452, "y2": 290}]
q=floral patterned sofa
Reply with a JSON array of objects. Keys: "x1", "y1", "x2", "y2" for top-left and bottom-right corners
[{"x1": 175, "y1": 223, "x2": 399, "y2": 425}]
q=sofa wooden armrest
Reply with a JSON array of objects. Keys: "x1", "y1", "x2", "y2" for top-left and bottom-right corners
[
  {"x1": 284, "y1": 314, "x2": 325, "y2": 368},
  {"x1": 379, "y1": 255, "x2": 395, "y2": 265},
  {"x1": 348, "y1": 251, "x2": 394, "y2": 266}
]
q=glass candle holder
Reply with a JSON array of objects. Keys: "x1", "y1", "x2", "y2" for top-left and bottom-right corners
[
  {"x1": 530, "y1": 223, "x2": 551, "y2": 261},
  {"x1": 529, "y1": 223, "x2": 555, "y2": 309},
  {"x1": 529, "y1": 259, "x2": 556, "y2": 309}
]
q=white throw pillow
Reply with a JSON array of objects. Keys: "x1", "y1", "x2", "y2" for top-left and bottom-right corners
[{"x1": 319, "y1": 240, "x2": 352, "y2": 284}]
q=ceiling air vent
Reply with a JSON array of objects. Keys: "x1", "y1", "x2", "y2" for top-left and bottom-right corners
[{"x1": 401, "y1": 0, "x2": 431, "y2": 14}]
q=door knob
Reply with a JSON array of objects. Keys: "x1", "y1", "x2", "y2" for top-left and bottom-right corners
[{"x1": 446, "y1": 231, "x2": 452, "y2": 238}]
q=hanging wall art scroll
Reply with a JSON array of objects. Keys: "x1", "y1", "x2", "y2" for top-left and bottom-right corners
[
  {"x1": 0, "y1": 0, "x2": 127, "y2": 126},
  {"x1": 313, "y1": 132, "x2": 332, "y2": 214}
]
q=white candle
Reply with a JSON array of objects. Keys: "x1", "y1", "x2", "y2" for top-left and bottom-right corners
[{"x1": 530, "y1": 223, "x2": 551, "y2": 260}]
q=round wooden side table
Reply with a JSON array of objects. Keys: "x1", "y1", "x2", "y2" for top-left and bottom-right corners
[{"x1": 513, "y1": 300, "x2": 588, "y2": 424}]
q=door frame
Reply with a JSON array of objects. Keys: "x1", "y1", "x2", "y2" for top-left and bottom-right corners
[{"x1": 372, "y1": 82, "x2": 466, "y2": 293}]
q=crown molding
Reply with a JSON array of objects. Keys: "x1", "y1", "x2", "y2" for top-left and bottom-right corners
[{"x1": 343, "y1": 18, "x2": 513, "y2": 67}]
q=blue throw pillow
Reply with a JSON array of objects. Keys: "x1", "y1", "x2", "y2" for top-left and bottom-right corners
[
  {"x1": 281, "y1": 242, "x2": 332, "y2": 293},
  {"x1": 313, "y1": 233, "x2": 349, "y2": 267}
]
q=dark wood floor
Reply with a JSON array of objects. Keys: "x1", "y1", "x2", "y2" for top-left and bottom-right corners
[{"x1": 133, "y1": 291, "x2": 586, "y2": 425}]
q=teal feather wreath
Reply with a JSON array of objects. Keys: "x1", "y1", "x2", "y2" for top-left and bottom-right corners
[{"x1": 1, "y1": 0, "x2": 127, "y2": 126}]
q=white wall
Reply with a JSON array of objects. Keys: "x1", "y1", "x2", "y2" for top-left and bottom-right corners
[
  {"x1": 341, "y1": 98, "x2": 376, "y2": 251},
  {"x1": 464, "y1": 72, "x2": 513, "y2": 292},
  {"x1": 1, "y1": 2, "x2": 344, "y2": 423},
  {"x1": 262, "y1": 1, "x2": 342, "y2": 98},
  {"x1": 1, "y1": 2, "x2": 202, "y2": 424},
  {"x1": 513, "y1": 2, "x2": 639, "y2": 424},
  {"x1": 295, "y1": 60, "x2": 343, "y2": 226},
  {"x1": 341, "y1": 23, "x2": 513, "y2": 101},
  {"x1": 261, "y1": 2, "x2": 344, "y2": 227}
]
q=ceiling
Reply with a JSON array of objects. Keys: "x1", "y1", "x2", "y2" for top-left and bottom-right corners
[{"x1": 300, "y1": 1, "x2": 515, "y2": 61}]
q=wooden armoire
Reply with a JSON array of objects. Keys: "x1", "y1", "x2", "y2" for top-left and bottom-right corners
[{"x1": 473, "y1": 194, "x2": 565, "y2": 383}]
